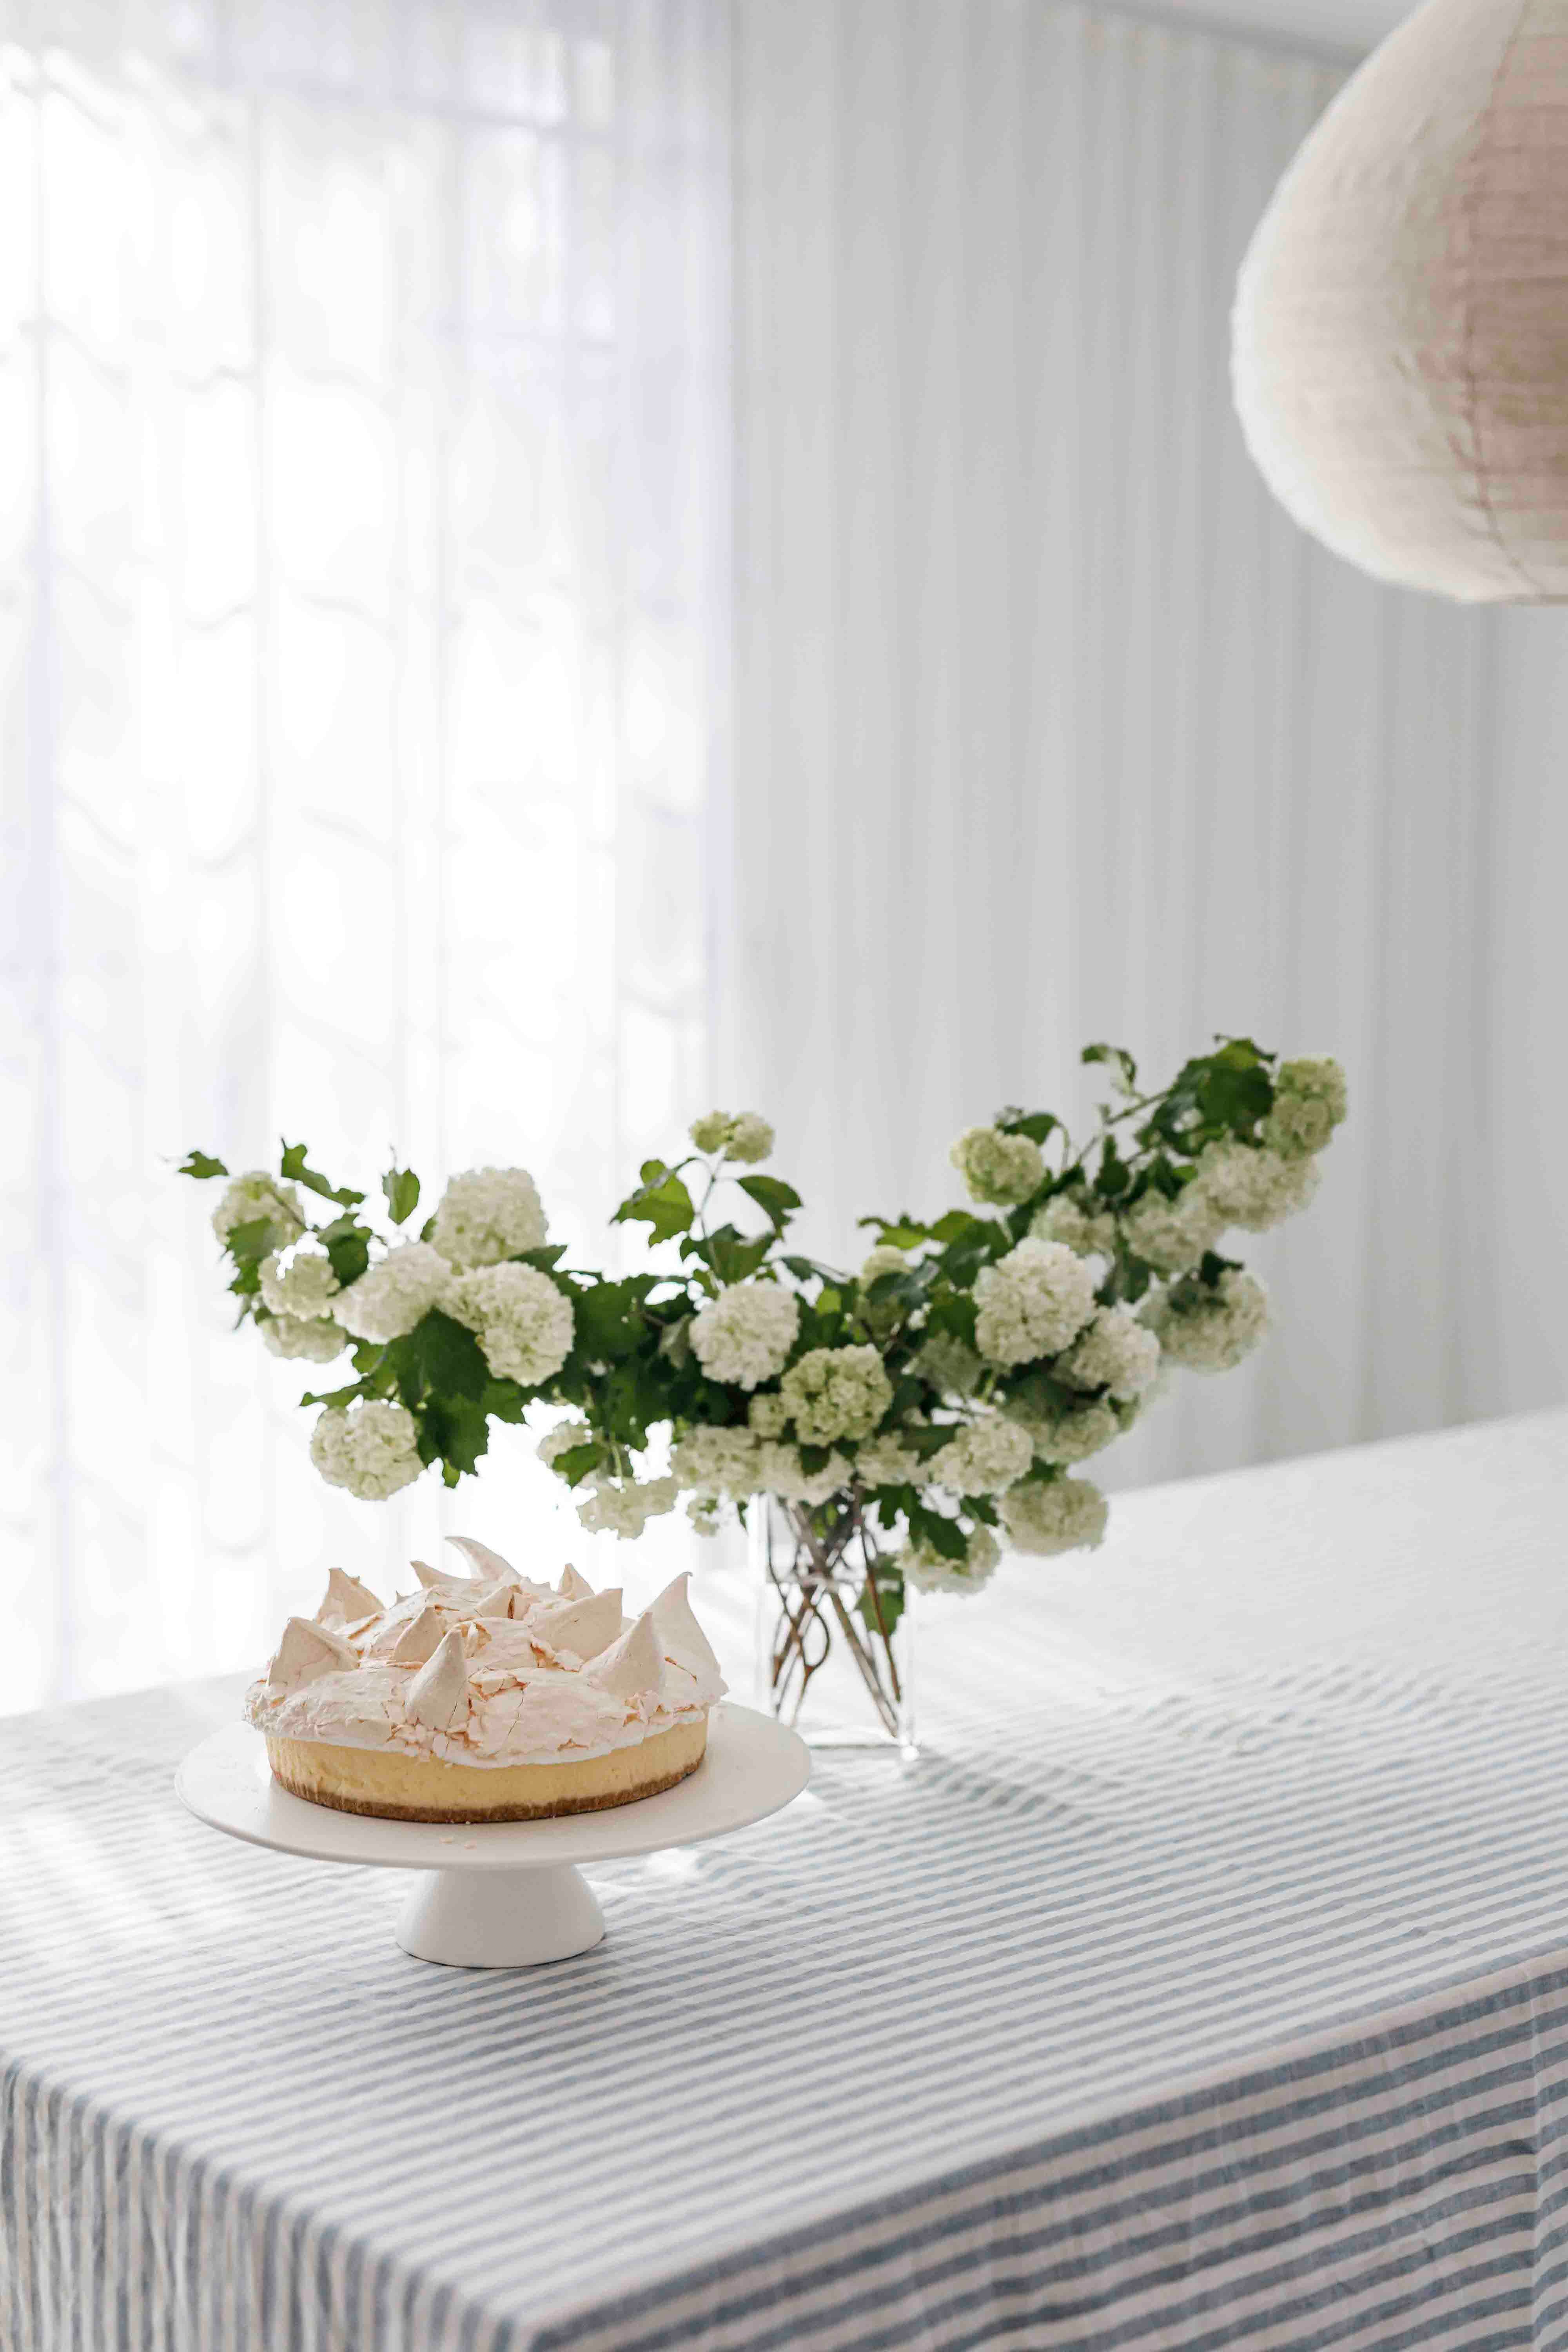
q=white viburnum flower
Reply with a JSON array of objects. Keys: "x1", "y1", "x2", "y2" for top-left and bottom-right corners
[
  {"x1": 1030, "y1": 1192, "x2": 1118, "y2": 1259},
  {"x1": 747, "y1": 1392, "x2": 791, "y2": 1438},
  {"x1": 1143, "y1": 1267, "x2": 1270, "y2": 1374},
  {"x1": 859, "y1": 1244, "x2": 908, "y2": 1287},
  {"x1": 1191, "y1": 1139, "x2": 1320, "y2": 1234},
  {"x1": 428, "y1": 1166, "x2": 547, "y2": 1270},
  {"x1": 926, "y1": 1413, "x2": 1034, "y2": 1496},
  {"x1": 1007, "y1": 1394, "x2": 1122, "y2": 1465},
  {"x1": 689, "y1": 1281, "x2": 799, "y2": 1391},
  {"x1": 1000, "y1": 1475, "x2": 1109, "y2": 1556},
  {"x1": 1263, "y1": 1056, "x2": 1348, "y2": 1159},
  {"x1": 780, "y1": 1344, "x2": 894, "y2": 1445},
  {"x1": 1062, "y1": 1305, "x2": 1162, "y2": 1401},
  {"x1": 903, "y1": 1524, "x2": 1001, "y2": 1596},
  {"x1": 688, "y1": 1110, "x2": 775, "y2": 1163},
  {"x1": 726, "y1": 1113, "x2": 775, "y2": 1164},
  {"x1": 854, "y1": 1431, "x2": 924, "y2": 1487},
  {"x1": 260, "y1": 1314, "x2": 347, "y2": 1365},
  {"x1": 950, "y1": 1125, "x2": 1045, "y2": 1207},
  {"x1": 310, "y1": 1401, "x2": 425, "y2": 1500},
  {"x1": 671, "y1": 1425, "x2": 761, "y2": 1498},
  {"x1": 212, "y1": 1171, "x2": 305, "y2": 1249},
  {"x1": 914, "y1": 1330, "x2": 985, "y2": 1399},
  {"x1": 973, "y1": 1237, "x2": 1098, "y2": 1368},
  {"x1": 260, "y1": 1243, "x2": 340, "y2": 1322},
  {"x1": 332, "y1": 1242, "x2": 453, "y2": 1345},
  {"x1": 447, "y1": 1263, "x2": 575, "y2": 1387},
  {"x1": 754, "y1": 1441, "x2": 851, "y2": 1506},
  {"x1": 686, "y1": 1494, "x2": 723, "y2": 1537},
  {"x1": 576, "y1": 1475, "x2": 679, "y2": 1540},
  {"x1": 1120, "y1": 1186, "x2": 1225, "y2": 1277}
]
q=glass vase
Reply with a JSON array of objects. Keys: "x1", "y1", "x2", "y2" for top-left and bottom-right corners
[{"x1": 750, "y1": 1491, "x2": 914, "y2": 1752}]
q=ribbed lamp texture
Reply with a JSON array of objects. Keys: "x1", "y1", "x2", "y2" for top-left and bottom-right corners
[{"x1": 1234, "y1": 0, "x2": 1568, "y2": 603}]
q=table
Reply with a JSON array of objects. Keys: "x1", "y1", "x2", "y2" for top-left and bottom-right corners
[{"x1": 4, "y1": 1408, "x2": 1568, "y2": 2352}]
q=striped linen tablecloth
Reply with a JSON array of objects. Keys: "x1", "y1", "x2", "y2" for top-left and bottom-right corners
[{"x1": 5, "y1": 1408, "x2": 1568, "y2": 2352}]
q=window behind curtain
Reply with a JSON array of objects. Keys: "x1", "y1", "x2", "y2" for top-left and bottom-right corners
[{"x1": 0, "y1": 0, "x2": 729, "y2": 1711}]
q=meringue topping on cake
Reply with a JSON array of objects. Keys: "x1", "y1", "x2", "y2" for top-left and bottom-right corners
[
  {"x1": 583, "y1": 1609, "x2": 665, "y2": 1703},
  {"x1": 388, "y1": 1595, "x2": 446, "y2": 1666},
  {"x1": 528, "y1": 1588, "x2": 622, "y2": 1661},
  {"x1": 405, "y1": 1628, "x2": 471, "y2": 1733},
  {"x1": 267, "y1": 1616, "x2": 359, "y2": 1693},
  {"x1": 243, "y1": 1547, "x2": 726, "y2": 1769},
  {"x1": 315, "y1": 1568, "x2": 382, "y2": 1629}
]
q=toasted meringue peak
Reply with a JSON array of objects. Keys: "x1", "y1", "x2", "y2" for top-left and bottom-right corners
[
  {"x1": 461, "y1": 1579, "x2": 518, "y2": 1620},
  {"x1": 268, "y1": 1616, "x2": 358, "y2": 1694},
  {"x1": 556, "y1": 1564, "x2": 593, "y2": 1600},
  {"x1": 652, "y1": 1573, "x2": 724, "y2": 1684},
  {"x1": 528, "y1": 1588, "x2": 624, "y2": 1661},
  {"x1": 446, "y1": 1535, "x2": 520, "y2": 1584},
  {"x1": 583, "y1": 1610, "x2": 665, "y2": 1703},
  {"x1": 389, "y1": 1597, "x2": 446, "y2": 1666},
  {"x1": 315, "y1": 1567, "x2": 381, "y2": 1629},
  {"x1": 412, "y1": 1558, "x2": 479, "y2": 1593},
  {"x1": 405, "y1": 1628, "x2": 470, "y2": 1733}
]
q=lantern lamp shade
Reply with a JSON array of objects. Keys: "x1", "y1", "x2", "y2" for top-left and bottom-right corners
[{"x1": 1232, "y1": 0, "x2": 1568, "y2": 604}]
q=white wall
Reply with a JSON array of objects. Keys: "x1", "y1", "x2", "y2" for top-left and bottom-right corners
[{"x1": 718, "y1": 0, "x2": 1566, "y2": 1486}]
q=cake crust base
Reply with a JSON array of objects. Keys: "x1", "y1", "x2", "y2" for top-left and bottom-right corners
[{"x1": 265, "y1": 1716, "x2": 708, "y2": 1822}]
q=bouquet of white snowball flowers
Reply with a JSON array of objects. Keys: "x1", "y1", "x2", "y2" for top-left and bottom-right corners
[{"x1": 181, "y1": 1038, "x2": 1345, "y2": 1631}]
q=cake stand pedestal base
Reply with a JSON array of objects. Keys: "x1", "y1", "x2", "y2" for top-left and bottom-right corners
[{"x1": 396, "y1": 1863, "x2": 605, "y2": 1969}]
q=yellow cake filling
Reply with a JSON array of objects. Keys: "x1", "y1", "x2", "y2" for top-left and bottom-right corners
[{"x1": 267, "y1": 1714, "x2": 708, "y2": 1822}]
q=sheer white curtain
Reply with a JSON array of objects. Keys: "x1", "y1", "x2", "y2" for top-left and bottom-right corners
[
  {"x1": 720, "y1": 0, "x2": 1564, "y2": 1489},
  {"x1": 0, "y1": 0, "x2": 728, "y2": 1712}
]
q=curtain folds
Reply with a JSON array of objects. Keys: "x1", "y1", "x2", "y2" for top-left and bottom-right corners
[
  {"x1": 0, "y1": 0, "x2": 728, "y2": 1711},
  {"x1": 722, "y1": 0, "x2": 1557, "y2": 1491}
]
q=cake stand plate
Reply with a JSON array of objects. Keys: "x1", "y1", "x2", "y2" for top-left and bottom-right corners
[{"x1": 176, "y1": 1704, "x2": 809, "y2": 1970}]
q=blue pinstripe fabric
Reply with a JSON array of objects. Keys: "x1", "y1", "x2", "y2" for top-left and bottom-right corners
[{"x1": 5, "y1": 1411, "x2": 1568, "y2": 2350}]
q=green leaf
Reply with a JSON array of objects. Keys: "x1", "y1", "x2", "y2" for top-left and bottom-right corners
[
  {"x1": 856, "y1": 1216, "x2": 931, "y2": 1250},
  {"x1": 279, "y1": 1140, "x2": 365, "y2": 1209},
  {"x1": 907, "y1": 1503, "x2": 969, "y2": 1562},
  {"x1": 857, "y1": 1564, "x2": 906, "y2": 1642},
  {"x1": 321, "y1": 1223, "x2": 372, "y2": 1289},
  {"x1": 736, "y1": 1174, "x2": 800, "y2": 1234},
  {"x1": 657, "y1": 1316, "x2": 693, "y2": 1368},
  {"x1": 382, "y1": 1165, "x2": 421, "y2": 1224},
  {"x1": 1196, "y1": 1039, "x2": 1274, "y2": 1136},
  {"x1": 550, "y1": 1440, "x2": 605, "y2": 1490},
  {"x1": 993, "y1": 1109, "x2": 1059, "y2": 1146},
  {"x1": 1082, "y1": 1043, "x2": 1139, "y2": 1094},
  {"x1": 699, "y1": 1225, "x2": 774, "y2": 1284},
  {"x1": 1097, "y1": 1138, "x2": 1131, "y2": 1199},
  {"x1": 179, "y1": 1150, "x2": 227, "y2": 1180},
  {"x1": 384, "y1": 1307, "x2": 490, "y2": 1408},
  {"x1": 300, "y1": 1379, "x2": 371, "y2": 1409},
  {"x1": 419, "y1": 1393, "x2": 491, "y2": 1478},
  {"x1": 781, "y1": 1254, "x2": 849, "y2": 1286},
  {"x1": 930, "y1": 1209, "x2": 985, "y2": 1244},
  {"x1": 515, "y1": 1244, "x2": 568, "y2": 1272},
  {"x1": 482, "y1": 1379, "x2": 528, "y2": 1423},
  {"x1": 225, "y1": 1216, "x2": 281, "y2": 1263},
  {"x1": 612, "y1": 1161, "x2": 696, "y2": 1245},
  {"x1": 573, "y1": 1277, "x2": 653, "y2": 1363}
]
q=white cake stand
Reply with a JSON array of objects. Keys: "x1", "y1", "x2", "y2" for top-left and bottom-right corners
[{"x1": 176, "y1": 1704, "x2": 809, "y2": 1970}]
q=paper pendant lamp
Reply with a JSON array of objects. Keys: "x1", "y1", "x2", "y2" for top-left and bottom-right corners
[{"x1": 1233, "y1": 0, "x2": 1568, "y2": 603}]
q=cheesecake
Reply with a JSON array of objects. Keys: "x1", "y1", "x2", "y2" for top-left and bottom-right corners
[{"x1": 243, "y1": 1542, "x2": 725, "y2": 1822}]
